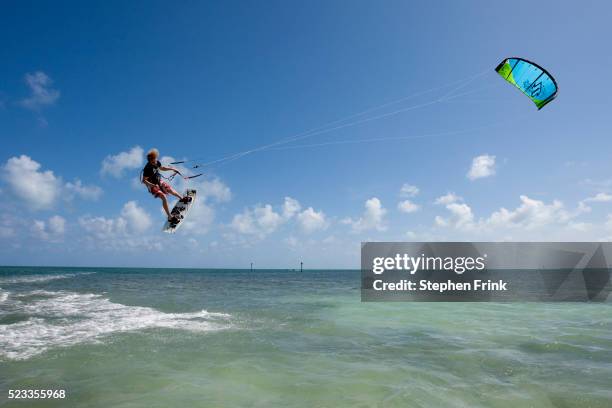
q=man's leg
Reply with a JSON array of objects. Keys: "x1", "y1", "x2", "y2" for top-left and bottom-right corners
[
  {"x1": 159, "y1": 194, "x2": 171, "y2": 218},
  {"x1": 166, "y1": 185, "x2": 184, "y2": 200}
]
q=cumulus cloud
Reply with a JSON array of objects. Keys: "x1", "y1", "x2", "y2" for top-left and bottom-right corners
[
  {"x1": 79, "y1": 201, "x2": 152, "y2": 238},
  {"x1": 229, "y1": 196, "x2": 327, "y2": 238},
  {"x1": 170, "y1": 167, "x2": 232, "y2": 203},
  {"x1": 121, "y1": 201, "x2": 152, "y2": 233},
  {"x1": 434, "y1": 195, "x2": 475, "y2": 229},
  {"x1": 48, "y1": 215, "x2": 66, "y2": 235},
  {"x1": 2, "y1": 155, "x2": 62, "y2": 210},
  {"x1": 435, "y1": 192, "x2": 461, "y2": 205},
  {"x1": 31, "y1": 215, "x2": 66, "y2": 242},
  {"x1": 282, "y1": 197, "x2": 301, "y2": 219},
  {"x1": 100, "y1": 146, "x2": 144, "y2": 178},
  {"x1": 296, "y1": 207, "x2": 328, "y2": 233},
  {"x1": 398, "y1": 199, "x2": 420, "y2": 213},
  {"x1": 579, "y1": 192, "x2": 612, "y2": 211},
  {"x1": 343, "y1": 197, "x2": 387, "y2": 232},
  {"x1": 180, "y1": 199, "x2": 216, "y2": 235},
  {"x1": 1, "y1": 155, "x2": 104, "y2": 210},
  {"x1": 584, "y1": 192, "x2": 612, "y2": 203},
  {"x1": 79, "y1": 216, "x2": 127, "y2": 240},
  {"x1": 400, "y1": 184, "x2": 419, "y2": 198},
  {"x1": 64, "y1": 179, "x2": 103, "y2": 201},
  {"x1": 230, "y1": 204, "x2": 283, "y2": 237},
  {"x1": 181, "y1": 178, "x2": 231, "y2": 235},
  {"x1": 485, "y1": 195, "x2": 572, "y2": 230},
  {"x1": 20, "y1": 71, "x2": 60, "y2": 110},
  {"x1": 434, "y1": 194, "x2": 578, "y2": 233},
  {"x1": 77, "y1": 201, "x2": 158, "y2": 251},
  {"x1": 467, "y1": 154, "x2": 496, "y2": 180},
  {"x1": 198, "y1": 178, "x2": 232, "y2": 202}
]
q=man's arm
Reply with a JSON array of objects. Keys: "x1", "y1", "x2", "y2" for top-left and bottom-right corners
[
  {"x1": 160, "y1": 166, "x2": 181, "y2": 175},
  {"x1": 142, "y1": 176, "x2": 156, "y2": 188}
]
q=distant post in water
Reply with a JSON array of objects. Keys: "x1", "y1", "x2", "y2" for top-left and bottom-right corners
[
  {"x1": 300, "y1": 261, "x2": 303, "y2": 273},
  {"x1": 250, "y1": 262, "x2": 253, "y2": 272}
]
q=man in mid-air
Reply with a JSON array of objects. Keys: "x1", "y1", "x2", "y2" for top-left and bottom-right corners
[{"x1": 142, "y1": 148, "x2": 190, "y2": 223}]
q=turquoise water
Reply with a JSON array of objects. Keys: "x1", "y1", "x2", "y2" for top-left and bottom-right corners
[{"x1": 0, "y1": 267, "x2": 611, "y2": 407}]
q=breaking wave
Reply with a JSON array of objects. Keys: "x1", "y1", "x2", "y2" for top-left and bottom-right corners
[
  {"x1": 0, "y1": 289, "x2": 232, "y2": 360},
  {"x1": 0, "y1": 272, "x2": 96, "y2": 285}
]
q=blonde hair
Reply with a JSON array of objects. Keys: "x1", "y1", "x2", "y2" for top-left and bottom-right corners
[{"x1": 146, "y1": 148, "x2": 159, "y2": 160}]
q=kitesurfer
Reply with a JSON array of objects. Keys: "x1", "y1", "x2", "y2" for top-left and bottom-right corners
[{"x1": 142, "y1": 148, "x2": 191, "y2": 223}]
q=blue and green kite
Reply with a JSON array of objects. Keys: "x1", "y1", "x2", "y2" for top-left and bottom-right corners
[{"x1": 495, "y1": 57, "x2": 558, "y2": 109}]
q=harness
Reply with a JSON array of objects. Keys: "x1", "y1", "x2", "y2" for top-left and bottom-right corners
[{"x1": 140, "y1": 165, "x2": 203, "y2": 187}]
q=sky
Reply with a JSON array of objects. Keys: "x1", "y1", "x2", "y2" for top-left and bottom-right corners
[{"x1": 1, "y1": 0, "x2": 612, "y2": 268}]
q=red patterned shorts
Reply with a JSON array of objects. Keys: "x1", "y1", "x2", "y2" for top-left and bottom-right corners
[{"x1": 148, "y1": 181, "x2": 172, "y2": 198}]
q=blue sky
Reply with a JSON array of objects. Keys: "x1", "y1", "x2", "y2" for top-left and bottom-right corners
[{"x1": 1, "y1": 0, "x2": 612, "y2": 268}]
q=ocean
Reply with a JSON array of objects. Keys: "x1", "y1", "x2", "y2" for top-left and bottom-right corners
[{"x1": 0, "y1": 266, "x2": 611, "y2": 407}]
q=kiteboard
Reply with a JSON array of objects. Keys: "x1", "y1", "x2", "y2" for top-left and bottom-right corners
[{"x1": 162, "y1": 189, "x2": 197, "y2": 233}]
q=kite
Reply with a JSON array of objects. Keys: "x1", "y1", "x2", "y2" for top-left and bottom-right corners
[{"x1": 495, "y1": 57, "x2": 558, "y2": 109}]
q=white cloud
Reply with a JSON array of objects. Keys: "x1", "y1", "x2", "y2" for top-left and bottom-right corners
[
  {"x1": 65, "y1": 179, "x2": 103, "y2": 201},
  {"x1": 2, "y1": 155, "x2": 62, "y2": 210},
  {"x1": 230, "y1": 204, "x2": 284, "y2": 237},
  {"x1": 79, "y1": 216, "x2": 127, "y2": 240},
  {"x1": 79, "y1": 201, "x2": 151, "y2": 238},
  {"x1": 343, "y1": 197, "x2": 387, "y2": 232},
  {"x1": 282, "y1": 197, "x2": 301, "y2": 219},
  {"x1": 181, "y1": 178, "x2": 231, "y2": 235},
  {"x1": 398, "y1": 199, "x2": 420, "y2": 213},
  {"x1": 77, "y1": 201, "x2": 158, "y2": 251},
  {"x1": 229, "y1": 197, "x2": 326, "y2": 237},
  {"x1": 31, "y1": 215, "x2": 66, "y2": 242},
  {"x1": 181, "y1": 199, "x2": 215, "y2": 235},
  {"x1": 434, "y1": 195, "x2": 576, "y2": 233},
  {"x1": 435, "y1": 192, "x2": 461, "y2": 205},
  {"x1": 48, "y1": 215, "x2": 66, "y2": 235},
  {"x1": 435, "y1": 202, "x2": 474, "y2": 229},
  {"x1": 100, "y1": 146, "x2": 144, "y2": 178},
  {"x1": 31, "y1": 220, "x2": 46, "y2": 237},
  {"x1": 198, "y1": 178, "x2": 232, "y2": 202},
  {"x1": 20, "y1": 71, "x2": 60, "y2": 110},
  {"x1": 1, "y1": 155, "x2": 105, "y2": 210},
  {"x1": 576, "y1": 189, "x2": 612, "y2": 219},
  {"x1": 582, "y1": 193, "x2": 612, "y2": 203},
  {"x1": 173, "y1": 171, "x2": 232, "y2": 204},
  {"x1": 121, "y1": 201, "x2": 152, "y2": 233},
  {"x1": 485, "y1": 195, "x2": 571, "y2": 230},
  {"x1": 249, "y1": 204, "x2": 284, "y2": 234},
  {"x1": 399, "y1": 184, "x2": 419, "y2": 198},
  {"x1": 467, "y1": 154, "x2": 496, "y2": 180},
  {"x1": 296, "y1": 207, "x2": 328, "y2": 233}
]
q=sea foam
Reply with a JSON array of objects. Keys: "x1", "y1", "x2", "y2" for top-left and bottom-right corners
[
  {"x1": 0, "y1": 272, "x2": 96, "y2": 285},
  {"x1": 0, "y1": 289, "x2": 231, "y2": 360}
]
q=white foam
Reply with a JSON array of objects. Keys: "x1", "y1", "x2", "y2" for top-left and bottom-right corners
[
  {"x1": 0, "y1": 272, "x2": 96, "y2": 285},
  {"x1": 0, "y1": 288, "x2": 8, "y2": 303},
  {"x1": 0, "y1": 290, "x2": 232, "y2": 360}
]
